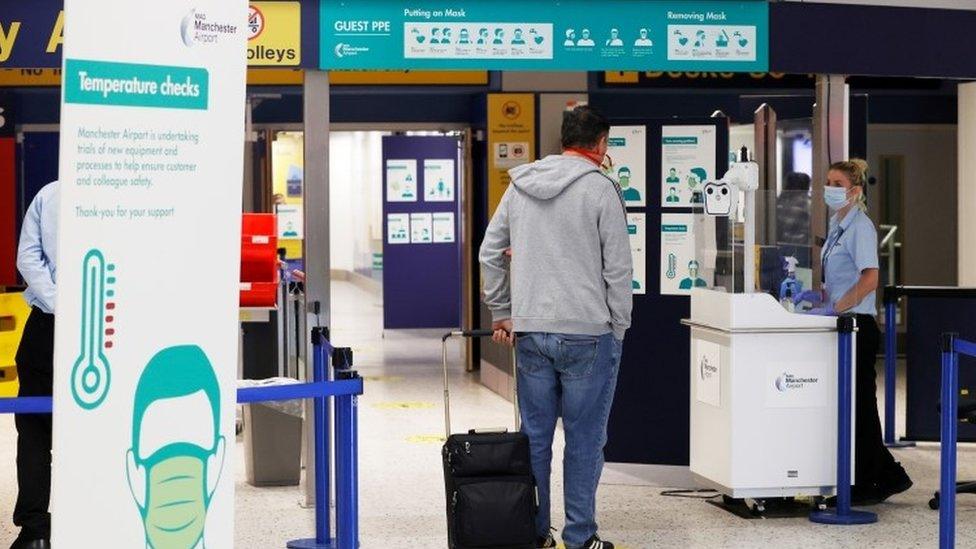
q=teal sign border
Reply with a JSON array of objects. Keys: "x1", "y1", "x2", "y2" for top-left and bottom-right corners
[
  {"x1": 319, "y1": 0, "x2": 768, "y2": 72},
  {"x1": 64, "y1": 59, "x2": 209, "y2": 110}
]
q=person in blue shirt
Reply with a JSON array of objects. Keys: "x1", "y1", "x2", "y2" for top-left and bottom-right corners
[
  {"x1": 12, "y1": 180, "x2": 59, "y2": 549},
  {"x1": 798, "y1": 160, "x2": 912, "y2": 506}
]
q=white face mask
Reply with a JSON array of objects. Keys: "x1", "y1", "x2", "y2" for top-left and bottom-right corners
[{"x1": 824, "y1": 186, "x2": 850, "y2": 211}]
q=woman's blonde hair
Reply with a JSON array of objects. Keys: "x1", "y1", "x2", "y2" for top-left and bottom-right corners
[{"x1": 829, "y1": 158, "x2": 869, "y2": 211}]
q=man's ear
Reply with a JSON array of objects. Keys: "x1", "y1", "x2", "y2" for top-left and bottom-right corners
[
  {"x1": 206, "y1": 436, "x2": 226, "y2": 499},
  {"x1": 126, "y1": 449, "x2": 146, "y2": 510}
]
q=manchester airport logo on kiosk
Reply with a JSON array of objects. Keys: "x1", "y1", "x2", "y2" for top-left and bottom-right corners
[
  {"x1": 181, "y1": 8, "x2": 240, "y2": 48},
  {"x1": 699, "y1": 355, "x2": 718, "y2": 381},
  {"x1": 775, "y1": 372, "x2": 819, "y2": 392}
]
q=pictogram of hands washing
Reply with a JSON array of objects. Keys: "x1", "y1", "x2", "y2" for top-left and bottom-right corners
[{"x1": 71, "y1": 249, "x2": 116, "y2": 410}]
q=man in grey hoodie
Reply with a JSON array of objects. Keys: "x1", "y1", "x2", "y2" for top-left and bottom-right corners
[{"x1": 479, "y1": 106, "x2": 632, "y2": 549}]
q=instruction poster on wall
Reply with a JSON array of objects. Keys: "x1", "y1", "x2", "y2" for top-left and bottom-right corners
[
  {"x1": 661, "y1": 125, "x2": 716, "y2": 208},
  {"x1": 386, "y1": 159, "x2": 418, "y2": 202},
  {"x1": 51, "y1": 0, "x2": 246, "y2": 546},
  {"x1": 411, "y1": 212, "x2": 433, "y2": 243},
  {"x1": 432, "y1": 212, "x2": 456, "y2": 243},
  {"x1": 276, "y1": 204, "x2": 303, "y2": 239},
  {"x1": 660, "y1": 213, "x2": 704, "y2": 295},
  {"x1": 424, "y1": 159, "x2": 456, "y2": 202},
  {"x1": 610, "y1": 126, "x2": 647, "y2": 207},
  {"x1": 387, "y1": 213, "x2": 410, "y2": 244},
  {"x1": 627, "y1": 213, "x2": 646, "y2": 294}
]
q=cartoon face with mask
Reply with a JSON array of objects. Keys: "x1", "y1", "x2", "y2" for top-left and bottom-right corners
[
  {"x1": 617, "y1": 166, "x2": 632, "y2": 188},
  {"x1": 126, "y1": 345, "x2": 225, "y2": 549},
  {"x1": 679, "y1": 259, "x2": 708, "y2": 289}
]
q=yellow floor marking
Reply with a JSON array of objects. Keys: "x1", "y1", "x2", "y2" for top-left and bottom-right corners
[
  {"x1": 362, "y1": 375, "x2": 404, "y2": 383},
  {"x1": 406, "y1": 434, "x2": 446, "y2": 444},
  {"x1": 372, "y1": 401, "x2": 435, "y2": 410}
]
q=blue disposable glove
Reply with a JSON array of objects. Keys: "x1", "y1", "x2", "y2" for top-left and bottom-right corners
[
  {"x1": 794, "y1": 289, "x2": 824, "y2": 306},
  {"x1": 805, "y1": 304, "x2": 836, "y2": 316}
]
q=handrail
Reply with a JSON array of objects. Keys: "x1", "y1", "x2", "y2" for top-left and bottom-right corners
[
  {"x1": 884, "y1": 285, "x2": 976, "y2": 303},
  {"x1": 878, "y1": 224, "x2": 898, "y2": 250},
  {"x1": 878, "y1": 224, "x2": 899, "y2": 289}
]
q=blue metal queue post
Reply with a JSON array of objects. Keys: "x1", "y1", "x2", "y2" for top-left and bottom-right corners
[
  {"x1": 810, "y1": 315, "x2": 878, "y2": 525},
  {"x1": 938, "y1": 333, "x2": 960, "y2": 549},
  {"x1": 883, "y1": 289, "x2": 914, "y2": 448},
  {"x1": 333, "y1": 347, "x2": 360, "y2": 549},
  {"x1": 289, "y1": 327, "x2": 337, "y2": 549}
]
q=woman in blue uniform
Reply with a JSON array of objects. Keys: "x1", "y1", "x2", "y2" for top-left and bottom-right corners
[{"x1": 802, "y1": 159, "x2": 913, "y2": 504}]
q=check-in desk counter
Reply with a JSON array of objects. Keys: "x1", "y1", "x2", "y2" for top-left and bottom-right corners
[{"x1": 683, "y1": 289, "x2": 853, "y2": 500}]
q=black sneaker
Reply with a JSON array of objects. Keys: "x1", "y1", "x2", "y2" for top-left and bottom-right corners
[{"x1": 578, "y1": 534, "x2": 614, "y2": 549}]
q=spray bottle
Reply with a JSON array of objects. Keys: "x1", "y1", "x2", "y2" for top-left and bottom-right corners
[{"x1": 779, "y1": 256, "x2": 802, "y2": 312}]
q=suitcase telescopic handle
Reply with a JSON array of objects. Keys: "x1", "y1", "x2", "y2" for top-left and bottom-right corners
[{"x1": 442, "y1": 330, "x2": 520, "y2": 439}]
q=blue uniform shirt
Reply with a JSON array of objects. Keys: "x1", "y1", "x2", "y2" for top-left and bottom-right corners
[
  {"x1": 822, "y1": 207, "x2": 879, "y2": 316},
  {"x1": 17, "y1": 181, "x2": 60, "y2": 314}
]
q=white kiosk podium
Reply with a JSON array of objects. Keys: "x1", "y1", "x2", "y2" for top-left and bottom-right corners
[{"x1": 684, "y1": 289, "x2": 855, "y2": 503}]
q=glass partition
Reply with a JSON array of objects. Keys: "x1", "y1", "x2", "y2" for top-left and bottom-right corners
[{"x1": 694, "y1": 188, "x2": 815, "y2": 302}]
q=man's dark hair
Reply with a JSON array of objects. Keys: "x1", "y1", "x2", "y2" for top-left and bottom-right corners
[{"x1": 561, "y1": 106, "x2": 610, "y2": 150}]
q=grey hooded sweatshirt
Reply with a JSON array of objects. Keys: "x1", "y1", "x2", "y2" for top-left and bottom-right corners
[{"x1": 479, "y1": 154, "x2": 633, "y2": 340}]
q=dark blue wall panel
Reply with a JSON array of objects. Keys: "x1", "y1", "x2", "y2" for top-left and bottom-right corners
[
  {"x1": 770, "y1": 2, "x2": 976, "y2": 79},
  {"x1": 382, "y1": 135, "x2": 463, "y2": 330}
]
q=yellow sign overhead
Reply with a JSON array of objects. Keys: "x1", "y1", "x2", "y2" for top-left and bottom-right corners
[
  {"x1": 247, "y1": 2, "x2": 301, "y2": 67},
  {"x1": 1, "y1": 68, "x2": 488, "y2": 87}
]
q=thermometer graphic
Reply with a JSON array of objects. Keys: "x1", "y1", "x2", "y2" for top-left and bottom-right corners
[
  {"x1": 71, "y1": 249, "x2": 112, "y2": 410},
  {"x1": 666, "y1": 253, "x2": 678, "y2": 280}
]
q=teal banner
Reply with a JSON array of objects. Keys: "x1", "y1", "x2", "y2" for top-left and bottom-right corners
[
  {"x1": 319, "y1": 0, "x2": 768, "y2": 71},
  {"x1": 64, "y1": 59, "x2": 209, "y2": 110}
]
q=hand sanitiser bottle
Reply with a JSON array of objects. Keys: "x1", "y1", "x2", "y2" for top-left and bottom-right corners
[
  {"x1": 781, "y1": 287, "x2": 795, "y2": 313},
  {"x1": 779, "y1": 256, "x2": 802, "y2": 312}
]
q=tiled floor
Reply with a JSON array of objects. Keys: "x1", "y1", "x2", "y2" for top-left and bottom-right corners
[{"x1": 0, "y1": 281, "x2": 973, "y2": 548}]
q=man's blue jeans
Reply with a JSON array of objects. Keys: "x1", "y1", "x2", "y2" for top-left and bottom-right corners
[{"x1": 515, "y1": 332, "x2": 622, "y2": 548}]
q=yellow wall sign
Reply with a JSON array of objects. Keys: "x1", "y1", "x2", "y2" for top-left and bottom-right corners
[
  {"x1": 247, "y1": 2, "x2": 301, "y2": 66},
  {"x1": 487, "y1": 94, "x2": 536, "y2": 219},
  {"x1": 0, "y1": 68, "x2": 61, "y2": 86}
]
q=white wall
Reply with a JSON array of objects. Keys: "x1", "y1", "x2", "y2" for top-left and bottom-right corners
[
  {"x1": 867, "y1": 124, "x2": 958, "y2": 286},
  {"x1": 329, "y1": 131, "x2": 383, "y2": 275}
]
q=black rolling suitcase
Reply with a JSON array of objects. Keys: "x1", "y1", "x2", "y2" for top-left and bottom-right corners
[{"x1": 441, "y1": 329, "x2": 537, "y2": 549}]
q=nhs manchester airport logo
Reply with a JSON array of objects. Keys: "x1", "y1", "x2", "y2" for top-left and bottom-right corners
[
  {"x1": 699, "y1": 355, "x2": 718, "y2": 381},
  {"x1": 775, "y1": 372, "x2": 819, "y2": 392},
  {"x1": 334, "y1": 43, "x2": 370, "y2": 58},
  {"x1": 181, "y1": 8, "x2": 239, "y2": 48}
]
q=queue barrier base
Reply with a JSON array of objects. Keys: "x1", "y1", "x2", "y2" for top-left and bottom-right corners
[
  {"x1": 810, "y1": 509, "x2": 878, "y2": 525},
  {"x1": 885, "y1": 440, "x2": 917, "y2": 449},
  {"x1": 287, "y1": 538, "x2": 336, "y2": 549}
]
